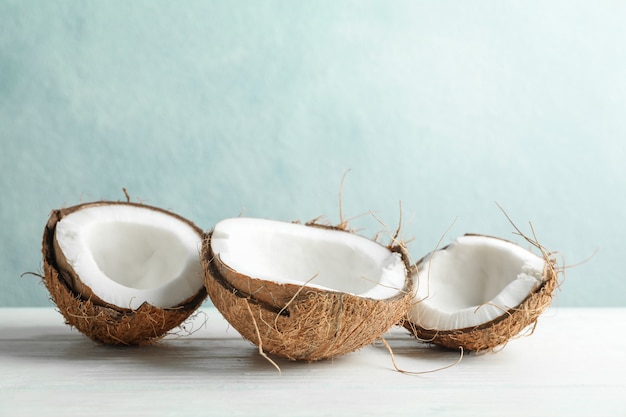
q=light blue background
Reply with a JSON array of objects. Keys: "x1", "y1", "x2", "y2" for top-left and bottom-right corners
[{"x1": 2, "y1": 1, "x2": 624, "y2": 307}]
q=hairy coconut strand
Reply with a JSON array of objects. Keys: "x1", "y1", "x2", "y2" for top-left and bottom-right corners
[
  {"x1": 202, "y1": 231, "x2": 413, "y2": 362},
  {"x1": 41, "y1": 202, "x2": 207, "y2": 345},
  {"x1": 404, "y1": 258, "x2": 560, "y2": 352}
]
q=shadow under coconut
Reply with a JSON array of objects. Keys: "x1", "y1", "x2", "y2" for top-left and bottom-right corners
[
  {"x1": 151, "y1": 337, "x2": 360, "y2": 376},
  {"x1": 0, "y1": 329, "x2": 99, "y2": 362},
  {"x1": 0, "y1": 324, "x2": 357, "y2": 378}
]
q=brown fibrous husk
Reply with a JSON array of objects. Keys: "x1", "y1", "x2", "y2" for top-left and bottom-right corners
[
  {"x1": 403, "y1": 236, "x2": 561, "y2": 352},
  {"x1": 202, "y1": 224, "x2": 414, "y2": 362},
  {"x1": 41, "y1": 201, "x2": 207, "y2": 346}
]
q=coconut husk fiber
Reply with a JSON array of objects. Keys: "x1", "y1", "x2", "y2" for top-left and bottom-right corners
[
  {"x1": 41, "y1": 202, "x2": 207, "y2": 345},
  {"x1": 202, "y1": 229, "x2": 413, "y2": 362}
]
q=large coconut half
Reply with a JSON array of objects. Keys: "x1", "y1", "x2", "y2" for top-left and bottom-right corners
[
  {"x1": 404, "y1": 234, "x2": 559, "y2": 351},
  {"x1": 202, "y1": 217, "x2": 412, "y2": 362},
  {"x1": 42, "y1": 201, "x2": 207, "y2": 345}
]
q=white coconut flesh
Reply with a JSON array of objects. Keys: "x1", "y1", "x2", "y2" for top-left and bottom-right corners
[
  {"x1": 408, "y1": 235, "x2": 546, "y2": 330},
  {"x1": 210, "y1": 218, "x2": 407, "y2": 300},
  {"x1": 54, "y1": 205, "x2": 204, "y2": 310}
]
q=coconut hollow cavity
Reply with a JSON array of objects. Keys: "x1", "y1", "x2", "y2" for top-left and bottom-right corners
[
  {"x1": 404, "y1": 234, "x2": 559, "y2": 351},
  {"x1": 202, "y1": 217, "x2": 413, "y2": 362},
  {"x1": 42, "y1": 201, "x2": 207, "y2": 345}
]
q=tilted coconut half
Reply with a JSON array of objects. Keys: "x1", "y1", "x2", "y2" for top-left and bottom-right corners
[
  {"x1": 202, "y1": 217, "x2": 412, "y2": 361},
  {"x1": 42, "y1": 201, "x2": 207, "y2": 345},
  {"x1": 404, "y1": 234, "x2": 559, "y2": 351}
]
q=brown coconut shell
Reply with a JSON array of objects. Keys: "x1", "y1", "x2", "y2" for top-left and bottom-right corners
[
  {"x1": 202, "y1": 225, "x2": 413, "y2": 362},
  {"x1": 41, "y1": 201, "x2": 207, "y2": 345},
  {"x1": 403, "y1": 235, "x2": 560, "y2": 352}
]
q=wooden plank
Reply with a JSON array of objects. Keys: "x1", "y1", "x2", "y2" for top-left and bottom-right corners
[{"x1": 1, "y1": 307, "x2": 624, "y2": 417}]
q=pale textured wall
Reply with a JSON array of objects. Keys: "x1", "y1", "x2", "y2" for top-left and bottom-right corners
[{"x1": 1, "y1": 1, "x2": 624, "y2": 306}]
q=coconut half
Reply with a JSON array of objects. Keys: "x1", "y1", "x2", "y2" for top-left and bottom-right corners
[
  {"x1": 202, "y1": 217, "x2": 412, "y2": 361},
  {"x1": 42, "y1": 201, "x2": 207, "y2": 345},
  {"x1": 404, "y1": 234, "x2": 559, "y2": 351}
]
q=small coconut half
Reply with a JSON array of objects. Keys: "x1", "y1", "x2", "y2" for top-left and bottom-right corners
[
  {"x1": 404, "y1": 234, "x2": 559, "y2": 351},
  {"x1": 42, "y1": 201, "x2": 207, "y2": 345},
  {"x1": 202, "y1": 217, "x2": 412, "y2": 361}
]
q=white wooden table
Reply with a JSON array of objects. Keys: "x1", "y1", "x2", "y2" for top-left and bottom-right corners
[{"x1": 1, "y1": 307, "x2": 624, "y2": 417}]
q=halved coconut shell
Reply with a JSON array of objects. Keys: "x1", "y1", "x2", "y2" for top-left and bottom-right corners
[
  {"x1": 202, "y1": 218, "x2": 413, "y2": 362},
  {"x1": 404, "y1": 234, "x2": 559, "y2": 351},
  {"x1": 42, "y1": 201, "x2": 207, "y2": 345}
]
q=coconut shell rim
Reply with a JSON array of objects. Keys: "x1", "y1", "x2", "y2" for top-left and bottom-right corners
[
  {"x1": 44, "y1": 200, "x2": 207, "y2": 314},
  {"x1": 203, "y1": 222, "x2": 414, "y2": 307},
  {"x1": 404, "y1": 260, "x2": 559, "y2": 334}
]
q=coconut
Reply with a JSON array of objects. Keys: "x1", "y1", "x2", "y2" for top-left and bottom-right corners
[
  {"x1": 202, "y1": 217, "x2": 413, "y2": 362},
  {"x1": 403, "y1": 234, "x2": 559, "y2": 351},
  {"x1": 42, "y1": 201, "x2": 207, "y2": 345}
]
